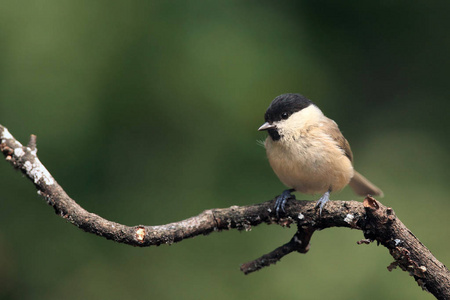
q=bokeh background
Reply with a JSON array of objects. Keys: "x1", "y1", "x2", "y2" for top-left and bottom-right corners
[{"x1": 0, "y1": 1, "x2": 449, "y2": 299}]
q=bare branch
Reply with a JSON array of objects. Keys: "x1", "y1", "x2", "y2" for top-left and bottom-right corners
[
  {"x1": 240, "y1": 227, "x2": 314, "y2": 274},
  {"x1": 1, "y1": 124, "x2": 449, "y2": 299}
]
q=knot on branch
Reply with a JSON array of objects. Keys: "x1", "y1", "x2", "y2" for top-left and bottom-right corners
[{"x1": 362, "y1": 195, "x2": 396, "y2": 241}]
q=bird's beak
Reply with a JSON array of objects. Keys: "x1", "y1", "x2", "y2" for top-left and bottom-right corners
[{"x1": 258, "y1": 122, "x2": 276, "y2": 131}]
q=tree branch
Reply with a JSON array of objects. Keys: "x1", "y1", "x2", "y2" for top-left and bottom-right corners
[{"x1": 1, "y1": 124, "x2": 449, "y2": 299}]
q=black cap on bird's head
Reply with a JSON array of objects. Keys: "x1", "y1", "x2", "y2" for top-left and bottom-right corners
[
  {"x1": 264, "y1": 93, "x2": 313, "y2": 123},
  {"x1": 258, "y1": 93, "x2": 313, "y2": 140}
]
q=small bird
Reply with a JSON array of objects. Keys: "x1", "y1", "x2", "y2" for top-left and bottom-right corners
[{"x1": 258, "y1": 93, "x2": 383, "y2": 215}]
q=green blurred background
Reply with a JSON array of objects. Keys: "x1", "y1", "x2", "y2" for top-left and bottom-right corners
[{"x1": 0, "y1": 1, "x2": 449, "y2": 299}]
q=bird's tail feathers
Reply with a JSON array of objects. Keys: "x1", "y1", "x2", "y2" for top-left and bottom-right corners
[{"x1": 349, "y1": 170, "x2": 384, "y2": 198}]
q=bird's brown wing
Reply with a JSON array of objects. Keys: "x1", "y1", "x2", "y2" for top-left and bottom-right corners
[
  {"x1": 322, "y1": 118, "x2": 353, "y2": 162},
  {"x1": 322, "y1": 118, "x2": 384, "y2": 197}
]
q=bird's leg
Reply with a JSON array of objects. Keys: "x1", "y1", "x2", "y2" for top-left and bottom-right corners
[
  {"x1": 275, "y1": 188, "x2": 296, "y2": 216},
  {"x1": 315, "y1": 188, "x2": 331, "y2": 215}
]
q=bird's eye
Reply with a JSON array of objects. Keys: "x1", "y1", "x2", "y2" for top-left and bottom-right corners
[{"x1": 281, "y1": 112, "x2": 289, "y2": 119}]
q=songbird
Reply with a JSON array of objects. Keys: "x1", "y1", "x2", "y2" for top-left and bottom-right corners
[{"x1": 258, "y1": 93, "x2": 383, "y2": 215}]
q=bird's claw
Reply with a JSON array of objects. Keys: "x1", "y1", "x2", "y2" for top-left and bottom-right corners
[
  {"x1": 275, "y1": 189, "x2": 295, "y2": 217},
  {"x1": 315, "y1": 190, "x2": 331, "y2": 216}
]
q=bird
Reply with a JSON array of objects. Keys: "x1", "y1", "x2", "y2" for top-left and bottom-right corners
[{"x1": 258, "y1": 93, "x2": 383, "y2": 215}]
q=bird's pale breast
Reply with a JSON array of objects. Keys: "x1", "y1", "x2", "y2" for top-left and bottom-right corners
[{"x1": 265, "y1": 126, "x2": 353, "y2": 194}]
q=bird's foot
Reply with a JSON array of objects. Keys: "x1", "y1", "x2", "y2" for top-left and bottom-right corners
[
  {"x1": 315, "y1": 190, "x2": 331, "y2": 216},
  {"x1": 275, "y1": 189, "x2": 295, "y2": 216}
]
